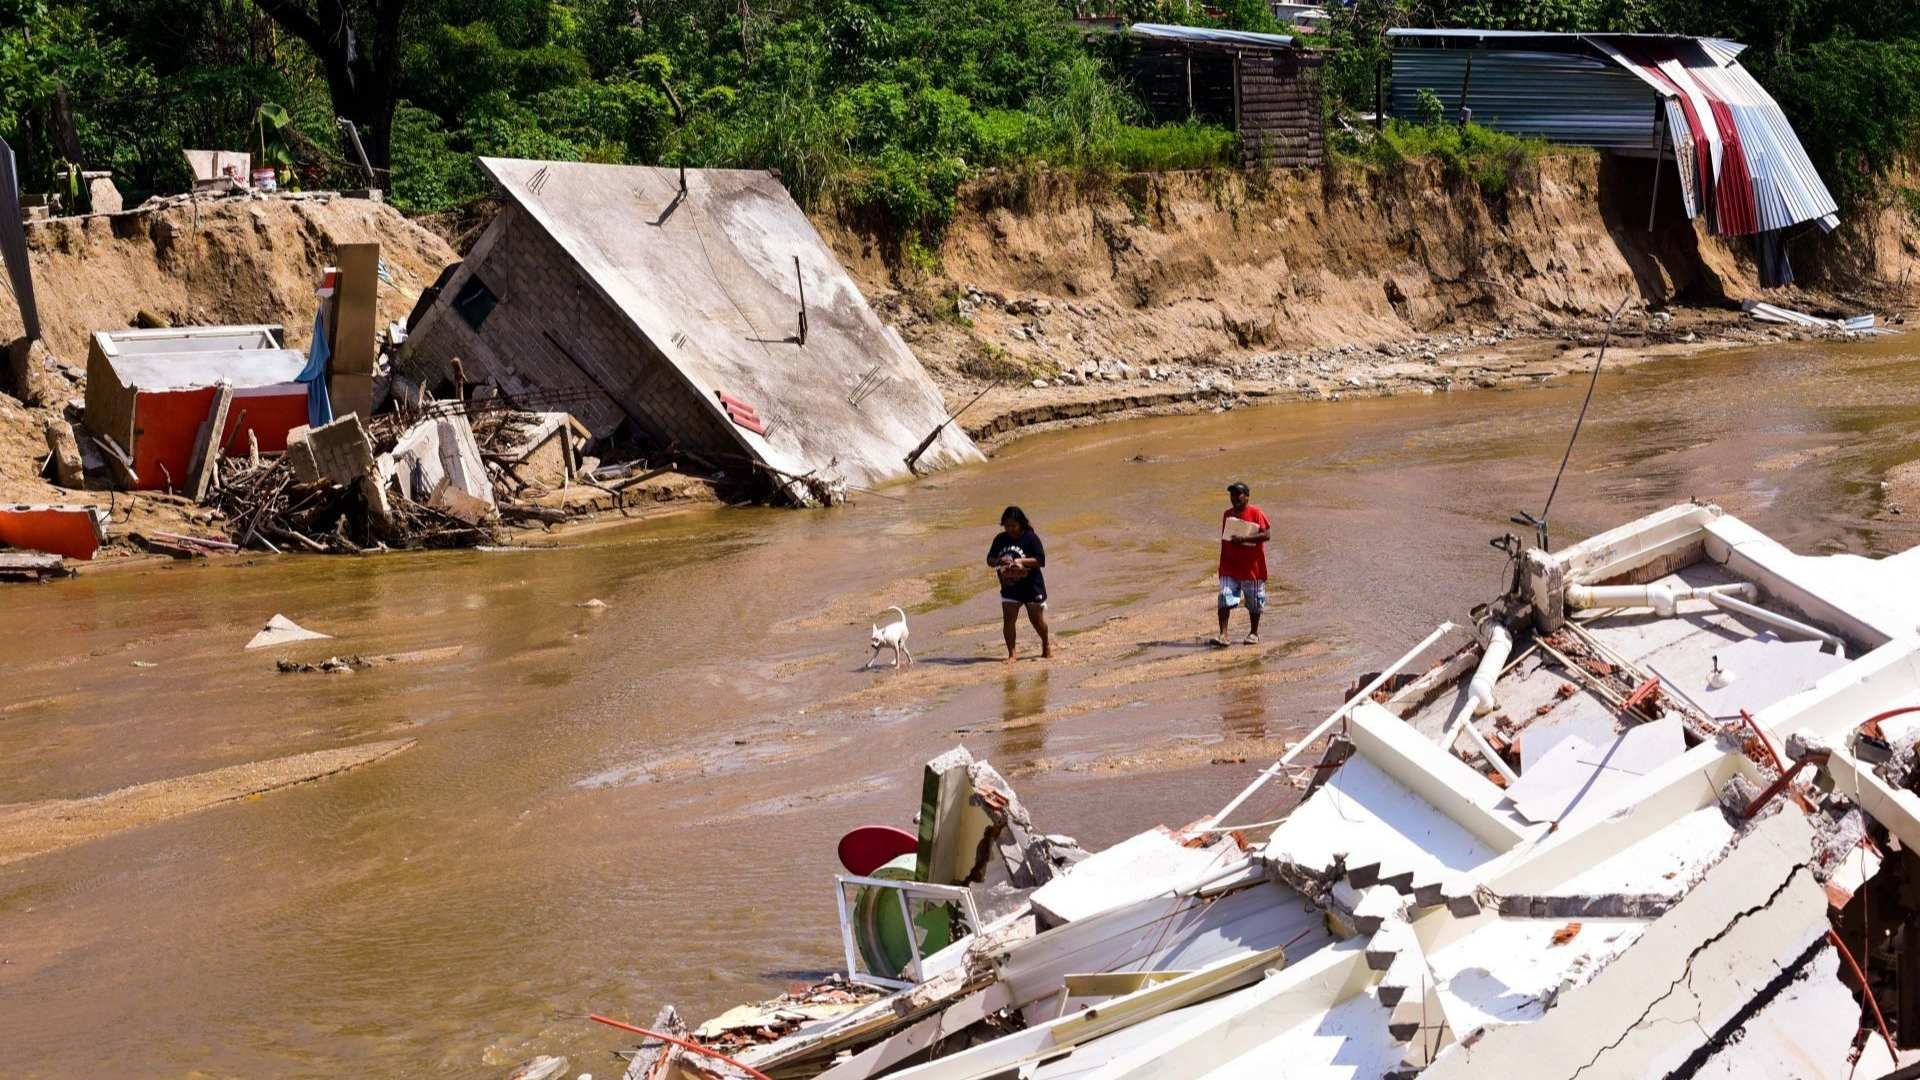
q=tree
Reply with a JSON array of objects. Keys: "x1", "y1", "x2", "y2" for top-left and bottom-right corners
[{"x1": 248, "y1": 0, "x2": 410, "y2": 173}]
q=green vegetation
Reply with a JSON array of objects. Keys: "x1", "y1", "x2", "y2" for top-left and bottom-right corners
[
  {"x1": 1358, "y1": 120, "x2": 1546, "y2": 198},
  {"x1": 4, "y1": 0, "x2": 1920, "y2": 243}
]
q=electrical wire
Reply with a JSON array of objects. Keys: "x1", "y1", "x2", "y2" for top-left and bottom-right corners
[{"x1": 1537, "y1": 296, "x2": 1632, "y2": 536}]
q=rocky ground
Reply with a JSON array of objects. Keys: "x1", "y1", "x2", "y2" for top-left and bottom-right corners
[{"x1": 925, "y1": 301, "x2": 1906, "y2": 448}]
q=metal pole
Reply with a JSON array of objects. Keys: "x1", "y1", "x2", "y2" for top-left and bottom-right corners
[
  {"x1": 1374, "y1": 59, "x2": 1385, "y2": 130},
  {"x1": 1205, "y1": 621, "x2": 1457, "y2": 829},
  {"x1": 1186, "y1": 52, "x2": 1195, "y2": 121},
  {"x1": 1457, "y1": 54, "x2": 1474, "y2": 126},
  {"x1": 336, "y1": 118, "x2": 376, "y2": 186},
  {"x1": 1648, "y1": 115, "x2": 1665, "y2": 232},
  {"x1": 793, "y1": 255, "x2": 808, "y2": 346}
]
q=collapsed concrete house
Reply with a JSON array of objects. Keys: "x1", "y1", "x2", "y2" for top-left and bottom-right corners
[
  {"x1": 1387, "y1": 30, "x2": 1839, "y2": 287},
  {"x1": 397, "y1": 158, "x2": 981, "y2": 504},
  {"x1": 616, "y1": 503, "x2": 1920, "y2": 1079}
]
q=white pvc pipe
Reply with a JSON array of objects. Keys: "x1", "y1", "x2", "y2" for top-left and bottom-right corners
[
  {"x1": 1467, "y1": 624, "x2": 1513, "y2": 717},
  {"x1": 1439, "y1": 623, "x2": 1511, "y2": 753},
  {"x1": 1565, "y1": 581, "x2": 1756, "y2": 617},
  {"x1": 1708, "y1": 592, "x2": 1846, "y2": 657},
  {"x1": 1457, "y1": 710, "x2": 1520, "y2": 785}
]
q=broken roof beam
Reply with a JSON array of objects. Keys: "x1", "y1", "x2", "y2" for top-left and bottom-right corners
[
  {"x1": 883, "y1": 946, "x2": 1288, "y2": 1080},
  {"x1": 1822, "y1": 744, "x2": 1920, "y2": 855},
  {"x1": 1345, "y1": 701, "x2": 1535, "y2": 854},
  {"x1": 1053, "y1": 942, "x2": 1377, "y2": 1080},
  {"x1": 1702, "y1": 514, "x2": 1899, "y2": 647},
  {"x1": 1553, "y1": 502, "x2": 1720, "y2": 587},
  {"x1": 1422, "y1": 810, "x2": 1828, "y2": 1079}
]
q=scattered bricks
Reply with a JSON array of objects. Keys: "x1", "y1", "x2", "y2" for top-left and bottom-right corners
[{"x1": 285, "y1": 413, "x2": 377, "y2": 487}]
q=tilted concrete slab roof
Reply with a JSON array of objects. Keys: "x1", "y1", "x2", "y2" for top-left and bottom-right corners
[{"x1": 479, "y1": 158, "x2": 982, "y2": 491}]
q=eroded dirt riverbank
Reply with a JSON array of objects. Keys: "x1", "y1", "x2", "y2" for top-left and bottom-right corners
[{"x1": 2, "y1": 332, "x2": 1918, "y2": 1077}]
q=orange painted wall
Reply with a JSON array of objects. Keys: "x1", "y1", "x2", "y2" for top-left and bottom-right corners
[
  {"x1": 130, "y1": 386, "x2": 307, "y2": 491},
  {"x1": 0, "y1": 507, "x2": 103, "y2": 559}
]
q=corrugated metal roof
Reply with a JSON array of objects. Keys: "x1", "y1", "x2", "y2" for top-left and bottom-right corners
[
  {"x1": 1387, "y1": 31, "x2": 1838, "y2": 238},
  {"x1": 1129, "y1": 23, "x2": 1295, "y2": 49},
  {"x1": 1385, "y1": 28, "x2": 1746, "y2": 59},
  {"x1": 1606, "y1": 38, "x2": 1839, "y2": 236},
  {"x1": 1389, "y1": 49, "x2": 1663, "y2": 150}
]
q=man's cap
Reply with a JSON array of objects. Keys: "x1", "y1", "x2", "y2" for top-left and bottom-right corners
[{"x1": 1226, "y1": 482, "x2": 1250, "y2": 496}]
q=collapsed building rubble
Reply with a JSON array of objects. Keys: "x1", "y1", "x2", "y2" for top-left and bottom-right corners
[
  {"x1": 397, "y1": 159, "x2": 982, "y2": 505},
  {"x1": 586, "y1": 503, "x2": 1920, "y2": 1080}
]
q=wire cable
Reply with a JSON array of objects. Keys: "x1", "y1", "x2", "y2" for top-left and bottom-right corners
[{"x1": 1538, "y1": 296, "x2": 1632, "y2": 534}]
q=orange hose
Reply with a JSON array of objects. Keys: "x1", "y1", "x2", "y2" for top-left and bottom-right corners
[{"x1": 588, "y1": 1013, "x2": 775, "y2": 1080}]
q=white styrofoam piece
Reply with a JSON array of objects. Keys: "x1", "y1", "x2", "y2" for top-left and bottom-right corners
[
  {"x1": 1677, "y1": 632, "x2": 1849, "y2": 718},
  {"x1": 1029, "y1": 828, "x2": 1240, "y2": 926},
  {"x1": 1504, "y1": 718, "x2": 1683, "y2": 825},
  {"x1": 1519, "y1": 710, "x2": 1618, "y2": 772},
  {"x1": 244, "y1": 613, "x2": 332, "y2": 650}
]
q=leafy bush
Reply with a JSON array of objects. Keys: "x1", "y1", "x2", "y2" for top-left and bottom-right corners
[
  {"x1": 1359, "y1": 119, "x2": 1544, "y2": 198},
  {"x1": 1106, "y1": 123, "x2": 1238, "y2": 171}
]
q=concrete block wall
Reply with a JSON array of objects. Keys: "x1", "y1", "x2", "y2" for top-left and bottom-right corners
[
  {"x1": 400, "y1": 206, "x2": 745, "y2": 464},
  {"x1": 287, "y1": 414, "x2": 375, "y2": 486}
]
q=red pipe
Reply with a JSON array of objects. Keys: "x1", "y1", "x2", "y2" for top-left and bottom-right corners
[
  {"x1": 589, "y1": 1013, "x2": 776, "y2": 1080},
  {"x1": 1826, "y1": 929, "x2": 1898, "y2": 1058}
]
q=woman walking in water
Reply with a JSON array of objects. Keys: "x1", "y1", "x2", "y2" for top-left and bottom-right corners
[{"x1": 988, "y1": 506, "x2": 1051, "y2": 661}]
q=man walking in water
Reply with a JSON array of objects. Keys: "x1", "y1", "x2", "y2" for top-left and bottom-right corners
[{"x1": 1213, "y1": 482, "x2": 1271, "y2": 647}]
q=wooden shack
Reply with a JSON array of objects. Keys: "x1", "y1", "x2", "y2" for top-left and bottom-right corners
[{"x1": 1128, "y1": 23, "x2": 1324, "y2": 169}]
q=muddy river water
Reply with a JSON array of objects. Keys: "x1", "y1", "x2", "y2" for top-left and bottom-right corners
[{"x1": 3, "y1": 334, "x2": 1919, "y2": 1076}]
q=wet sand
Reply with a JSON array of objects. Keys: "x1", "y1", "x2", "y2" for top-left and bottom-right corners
[{"x1": 2, "y1": 333, "x2": 1918, "y2": 1076}]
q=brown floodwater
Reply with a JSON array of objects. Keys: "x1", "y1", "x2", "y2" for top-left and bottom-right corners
[{"x1": 3, "y1": 333, "x2": 1918, "y2": 1077}]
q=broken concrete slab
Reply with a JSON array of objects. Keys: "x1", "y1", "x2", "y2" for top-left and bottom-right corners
[
  {"x1": 245, "y1": 614, "x2": 332, "y2": 650},
  {"x1": 1422, "y1": 811, "x2": 1826, "y2": 1080},
  {"x1": 1029, "y1": 827, "x2": 1238, "y2": 926},
  {"x1": 0, "y1": 503, "x2": 109, "y2": 560},
  {"x1": 390, "y1": 414, "x2": 496, "y2": 523},
  {"x1": 285, "y1": 412, "x2": 377, "y2": 487},
  {"x1": 43, "y1": 420, "x2": 84, "y2": 488},
  {"x1": 0, "y1": 550, "x2": 69, "y2": 581}
]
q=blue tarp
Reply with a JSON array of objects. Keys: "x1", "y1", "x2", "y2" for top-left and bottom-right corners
[{"x1": 296, "y1": 307, "x2": 333, "y2": 428}]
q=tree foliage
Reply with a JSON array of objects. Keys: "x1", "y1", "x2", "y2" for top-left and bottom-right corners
[{"x1": 4, "y1": 0, "x2": 1919, "y2": 228}]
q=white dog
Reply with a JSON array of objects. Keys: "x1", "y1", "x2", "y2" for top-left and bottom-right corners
[{"x1": 866, "y1": 606, "x2": 913, "y2": 669}]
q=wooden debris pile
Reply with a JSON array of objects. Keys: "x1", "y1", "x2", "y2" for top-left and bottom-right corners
[{"x1": 207, "y1": 454, "x2": 497, "y2": 553}]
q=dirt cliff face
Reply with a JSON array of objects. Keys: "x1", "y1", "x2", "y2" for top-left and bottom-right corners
[
  {"x1": 0, "y1": 194, "x2": 456, "y2": 366},
  {"x1": 823, "y1": 154, "x2": 1905, "y2": 386}
]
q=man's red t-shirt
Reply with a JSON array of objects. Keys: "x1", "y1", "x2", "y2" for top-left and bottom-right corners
[{"x1": 1219, "y1": 505, "x2": 1271, "y2": 581}]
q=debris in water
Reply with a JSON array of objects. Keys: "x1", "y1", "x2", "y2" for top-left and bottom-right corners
[{"x1": 245, "y1": 613, "x2": 332, "y2": 650}]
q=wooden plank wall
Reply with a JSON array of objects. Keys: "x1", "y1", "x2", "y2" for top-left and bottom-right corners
[
  {"x1": 1133, "y1": 46, "x2": 1237, "y2": 127},
  {"x1": 1129, "y1": 43, "x2": 1325, "y2": 170},
  {"x1": 1238, "y1": 50, "x2": 1324, "y2": 169}
]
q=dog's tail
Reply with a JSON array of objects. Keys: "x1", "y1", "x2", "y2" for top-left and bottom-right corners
[{"x1": 885, "y1": 605, "x2": 908, "y2": 625}]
